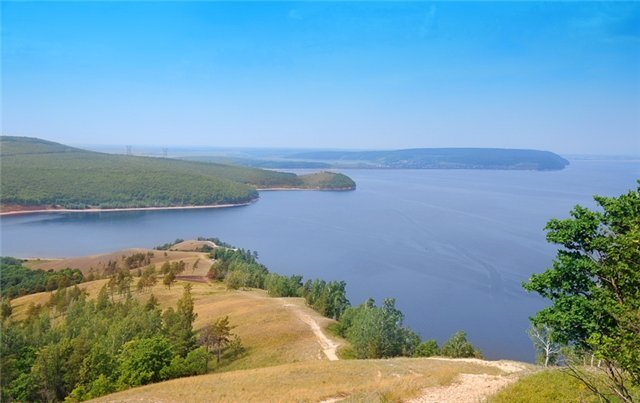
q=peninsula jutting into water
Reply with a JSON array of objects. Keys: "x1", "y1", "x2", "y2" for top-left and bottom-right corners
[{"x1": 0, "y1": 136, "x2": 356, "y2": 215}]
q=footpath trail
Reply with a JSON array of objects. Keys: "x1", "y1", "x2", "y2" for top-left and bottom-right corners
[
  {"x1": 169, "y1": 281, "x2": 524, "y2": 401},
  {"x1": 283, "y1": 302, "x2": 340, "y2": 361},
  {"x1": 233, "y1": 290, "x2": 341, "y2": 361},
  {"x1": 283, "y1": 301, "x2": 340, "y2": 361},
  {"x1": 408, "y1": 358, "x2": 529, "y2": 403}
]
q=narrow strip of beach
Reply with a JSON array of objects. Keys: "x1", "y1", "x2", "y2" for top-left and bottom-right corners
[{"x1": 0, "y1": 201, "x2": 254, "y2": 217}]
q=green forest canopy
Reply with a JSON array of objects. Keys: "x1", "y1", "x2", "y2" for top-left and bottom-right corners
[{"x1": 0, "y1": 136, "x2": 355, "y2": 209}]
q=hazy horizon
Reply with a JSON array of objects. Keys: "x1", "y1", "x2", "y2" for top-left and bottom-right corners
[
  {"x1": 72, "y1": 142, "x2": 639, "y2": 159},
  {"x1": 3, "y1": 2, "x2": 639, "y2": 155}
]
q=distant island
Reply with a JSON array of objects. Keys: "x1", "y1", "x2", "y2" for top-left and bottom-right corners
[
  {"x1": 0, "y1": 136, "x2": 356, "y2": 214},
  {"x1": 182, "y1": 147, "x2": 569, "y2": 171}
]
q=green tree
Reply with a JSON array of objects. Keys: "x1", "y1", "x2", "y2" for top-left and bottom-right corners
[
  {"x1": 302, "y1": 279, "x2": 350, "y2": 320},
  {"x1": 414, "y1": 339, "x2": 440, "y2": 357},
  {"x1": 441, "y1": 331, "x2": 482, "y2": 358},
  {"x1": 137, "y1": 264, "x2": 158, "y2": 293},
  {"x1": 160, "y1": 346, "x2": 209, "y2": 379},
  {"x1": 200, "y1": 316, "x2": 235, "y2": 364},
  {"x1": 30, "y1": 341, "x2": 74, "y2": 401},
  {"x1": 145, "y1": 294, "x2": 160, "y2": 311},
  {"x1": 343, "y1": 298, "x2": 418, "y2": 359},
  {"x1": 108, "y1": 267, "x2": 132, "y2": 297},
  {"x1": 116, "y1": 336, "x2": 172, "y2": 388},
  {"x1": 96, "y1": 285, "x2": 110, "y2": 309},
  {"x1": 224, "y1": 270, "x2": 247, "y2": 290},
  {"x1": 1, "y1": 298, "x2": 12, "y2": 320},
  {"x1": 523, "y1": 184, "x2": 640, "y2": 401},
  {"x1": 0, "y1": 282, "x2": 207, "y2": 402},
  {"x1": 163, "y1": 271, "x2": 176, "y2": 289},
  {"x1": 264, "y1": 273, "x2": 303, "y2": 297},
  {"x1": 163, "y1": 285, "x2": 197, "y2": 357}
]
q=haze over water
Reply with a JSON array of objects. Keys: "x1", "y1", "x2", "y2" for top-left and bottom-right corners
[{"x1": 1, "y1": 160, "x2": 638, "y2": 361}]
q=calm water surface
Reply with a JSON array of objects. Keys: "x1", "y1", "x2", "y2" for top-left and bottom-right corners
[{"x1": 1, "y1": 160, "x2": 638, "y2": 361}]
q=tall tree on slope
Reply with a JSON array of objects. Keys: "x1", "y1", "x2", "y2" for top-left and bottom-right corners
[{"x1": 524, "y1": 183, "x2": 640, "y2": 402}]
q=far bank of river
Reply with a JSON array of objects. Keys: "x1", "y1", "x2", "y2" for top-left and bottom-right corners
[
  {"x1": 0, "y1": 186, "x2": 357, "y2": 217},
  {"x1": 0, "y1": 202, "x2": 254, "y2": 217}
]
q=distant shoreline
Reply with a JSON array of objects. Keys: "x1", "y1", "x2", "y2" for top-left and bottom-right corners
[
  {"x1": 0, "y1": 201, "x2": 255, "y2": 217},
  {"x1": 0, "y1": 186, "x2": 356, "y2": 217},
  {"x1": 256, "y1": 186, "x2": 355, "y2": 191}
]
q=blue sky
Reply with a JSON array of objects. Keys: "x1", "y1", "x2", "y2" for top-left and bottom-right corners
[{"x1": 2, "y1": 2, "x2": 639, "y2": 154}]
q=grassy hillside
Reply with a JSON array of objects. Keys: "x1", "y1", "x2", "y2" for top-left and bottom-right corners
[
  {"x1": 286, "y1": 148, "x2": 570, "y2": 170},
  {"x1": 490, "y1": 370, "x2": 599, "y2": 402},
  {"x1": 8, "y1": 252, "x2": 526, "y2": 402},
  {"x1": 5, "y1": 246, "x2": 609, "y2": 402},
  {"x1": 25, "y1": 248, "x2": 209, "y2": 275},
  {"x1": 0, "y1": 136, "x2": 355, "y2": 211},
  {"x1": 8, "y1": 264, "x2": 342, "y2": 372},
  {"x1": 92, "y1": 358, "x2": 512, "y2": 402}
]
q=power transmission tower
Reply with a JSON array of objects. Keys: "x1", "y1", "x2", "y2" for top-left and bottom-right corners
[
  {"x1": 125, "y1": 145, "x2": 132, "y2": 155},
  {"x1": 162, "y1": 148, "x2": 168, "y2": 158}
]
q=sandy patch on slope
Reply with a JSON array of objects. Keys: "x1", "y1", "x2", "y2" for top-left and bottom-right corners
[{"x1": 408, "y1": 358, "x2": 529, "y2": 403}]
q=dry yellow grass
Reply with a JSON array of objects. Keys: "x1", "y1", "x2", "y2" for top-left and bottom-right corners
[
  {"x1": 169, "y1": 240, "x2": 216, "y2": 251},
  {"x1": 12, "y1": 244, "x2": 532, "y2": 402},
  {"x1": 25, "y1": 248, "x2": 210, "y2": 275},
  {"x1": 9, "y1": 277, "x2": 338, "y2": 370},
  {"x1": 91, "y1": 358, "x2": 508, "y2": 403}
]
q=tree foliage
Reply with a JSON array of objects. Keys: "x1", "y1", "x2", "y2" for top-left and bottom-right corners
[
  {"x1": 206, "y1": 244, "x2": 350, "y2": 319},
  {"x1": 154, "y1": 238, "x2": 184, "y2": 250},
  {"x1": 264, "y1": 273, "x2": 303, "y2": 297},
  {"x1": 137, "y1": 264, "x2": 158, "y2": 293},
  {"x1": 163, "y1": 285, "x2": 197, "y2": 357},
  {"x1": 0, "y1": 136, "x2": 355, "y2": 209},
  {"x1": 0, "y1": 257, "x2": 84, "y2": 298},
  {"x1": 523, "y1": 184, "x2": 640, "y2": 401},
  {"x1": 440, "y1": 331, "x2": 482, "y2": 358},
  {"x1": 301, "y1": 279, "x2": 350, "y2": 320},
  {"x1": 336, "y1": 298, "x2": 419, "y2": 359},
  {"x1": 199, "y1": 316, "x2": 243, "y2": 365},
  {"x1": 208, "y1": 248, "x2": 267, "y2": 288},
  {"x1": 117, "y1": 336, "x2": 173, "y2": 388},
  {"x1": 0, "y1": 283, "x2": 214, "y2": 401},
  {"x1": 414, "y1": 339, "x2": 440, "y2": 357}
]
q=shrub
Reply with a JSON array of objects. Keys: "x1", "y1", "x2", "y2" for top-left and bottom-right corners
[
  {"x1": 414, "y1": 339, "x2": 440, "y2": 357},
  {"x1": 441, "y1": 331, "x2": 482, "y2": 358}
]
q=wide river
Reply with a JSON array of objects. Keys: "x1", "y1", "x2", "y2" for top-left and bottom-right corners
[{"x1": 1, "y1": 160, "x2": 638, "y2": 361}]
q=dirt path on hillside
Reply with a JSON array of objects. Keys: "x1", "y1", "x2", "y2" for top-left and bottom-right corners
[
  {"x1": 408, "y1": 358, "x2": 528, "y2": 403},
  {"x1": 283, "y1": 303, "x2": 340, "y2": 361}
]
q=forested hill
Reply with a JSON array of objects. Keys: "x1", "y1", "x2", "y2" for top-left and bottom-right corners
[
  {"x1": 286, "y1": 148, "x2": 570, "y2": 170},
  {"x1": 0, "y1": 136, "x2": 355, "y2": 211}
]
